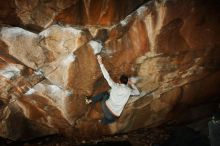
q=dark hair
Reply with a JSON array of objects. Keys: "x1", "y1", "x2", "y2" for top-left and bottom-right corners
[{"x1": 120, "y1": 74, "x2": 128, "y2": 84}]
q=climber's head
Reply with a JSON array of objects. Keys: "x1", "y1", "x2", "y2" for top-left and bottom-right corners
[{"x1": 120, "y1": 74, "x2": 128, "y2": 85}]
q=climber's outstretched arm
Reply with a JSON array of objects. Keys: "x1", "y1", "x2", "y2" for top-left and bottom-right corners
[{"x1": 97, "y1": 55, "x2": 116, "y2": 87}]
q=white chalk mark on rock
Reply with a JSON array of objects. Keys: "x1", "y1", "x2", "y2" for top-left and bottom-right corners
[
  {"x1": 62, "y1": 54, "x2": 76, "y2": 65},
  {"x1": 89, "y1": 40, "x2": 103, "y2": 54},
  {"x1": 0, "y1": 64, "x2": 22, "y2": 80},
  {"x1": 25, "y1": 88, "x2": 36, "y2": 95}
]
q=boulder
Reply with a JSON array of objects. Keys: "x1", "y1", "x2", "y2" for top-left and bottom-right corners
[
  {"x1": 0, "y1": 0, "x2": 148, "y2": 29},
  {"x1": 0, "y1": 0, "x2": 220, "y2": 141}
]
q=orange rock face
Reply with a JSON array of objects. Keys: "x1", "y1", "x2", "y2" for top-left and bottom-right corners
[
  {"x1": 0, "y1": 0, "x2": 220, "y2": 141},
  {"x1": 56, "y1": 0, "x2": 147, "y2": 26},
  {"x1": 0, "y1": 0, "x2": 147, "y2": 29}
]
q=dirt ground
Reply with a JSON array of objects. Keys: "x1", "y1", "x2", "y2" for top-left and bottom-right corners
[{"x1": 0, "y1": 121, "x2": 211, "y2": 146}]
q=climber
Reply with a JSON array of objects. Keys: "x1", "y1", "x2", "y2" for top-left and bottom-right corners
[{"x1": 85, "y1": 55, "x2": 140, "y2": 124}]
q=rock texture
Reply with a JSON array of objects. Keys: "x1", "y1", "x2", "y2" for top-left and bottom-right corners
[
  {"x1": 0, "y1": 0, "x2": 147, "y2": 29},
  {"x1": 0, "y1": 0, "x2": 220, "y2": 141}
]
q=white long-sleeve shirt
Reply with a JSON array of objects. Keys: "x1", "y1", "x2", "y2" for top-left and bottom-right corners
[{"x1": 99, "y1": 63, "x2": 140, "y2": 117}]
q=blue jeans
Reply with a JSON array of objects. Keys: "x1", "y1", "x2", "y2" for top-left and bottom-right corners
[{"x1": 91, "y1": 91, "x2": 118, "y2": 124}]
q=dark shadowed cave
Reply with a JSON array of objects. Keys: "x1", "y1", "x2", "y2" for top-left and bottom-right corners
[{"x1": 0, "y1": 0, "x2": 220, "y2": 145}]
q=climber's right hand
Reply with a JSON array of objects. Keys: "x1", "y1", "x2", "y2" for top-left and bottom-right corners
[{"x1": 97, "y1": 55, "x2": 102, "y2": 64}]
